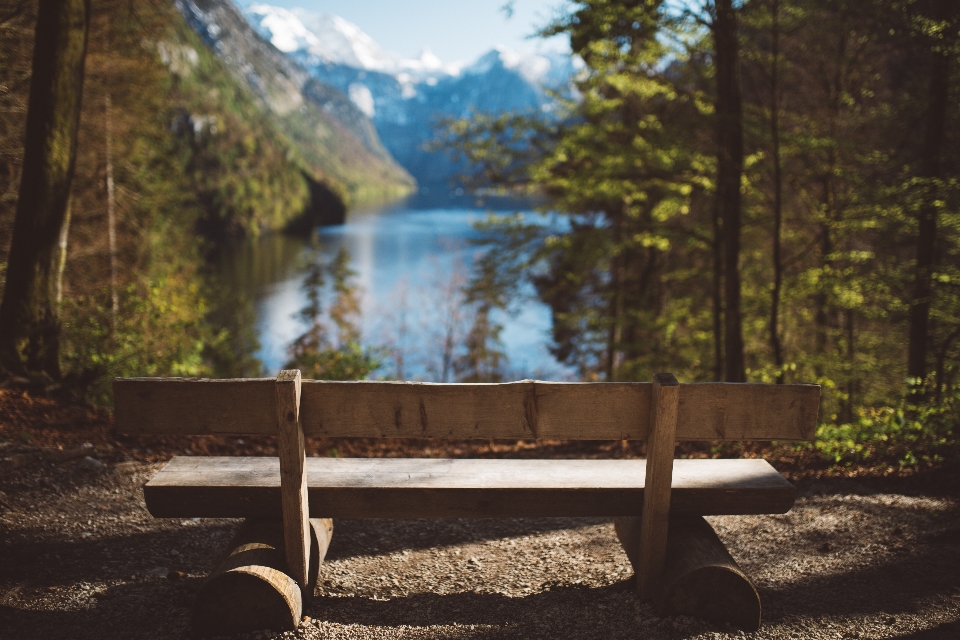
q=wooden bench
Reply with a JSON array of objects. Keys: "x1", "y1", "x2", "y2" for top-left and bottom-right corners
[{"x1": 113, "y1": 371, "x2": 819, "y2": 634}]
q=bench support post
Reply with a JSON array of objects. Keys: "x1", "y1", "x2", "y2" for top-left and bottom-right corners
[
  {"x1": 276, "y1": 369, "x2": 310, "y2": 590},
  {"x1": 615, "y1": 515, "x2": 761, "y2": 631},
  {"x1": 637, "y1": 372, "x2": 679, "y2": 600},
  {"x1": 192, "y1": 518, "x2": 334, "y2": 636}
]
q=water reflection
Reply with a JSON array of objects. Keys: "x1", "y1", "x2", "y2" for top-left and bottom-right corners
[{"x1": 209, "y1": 194, "x2": 574, "y2": 380}]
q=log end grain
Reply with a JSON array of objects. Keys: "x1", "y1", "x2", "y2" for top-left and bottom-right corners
[
  {"x1": 615, "y1": 515, "x2": 761, "y2": 632},
  {"x1": 191, "y1": 565, "x2": 301, "y2": 637},
  {"x1": 190, "y1": 518, "x2": 333, "y2": 637},
  {"x1": 657, "y1": 563, "x2": 760, "y2": 632}
]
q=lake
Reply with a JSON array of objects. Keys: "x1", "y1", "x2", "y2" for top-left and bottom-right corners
[{"x1": 211, "y1": 192, "x2": 574, "y2": 380}]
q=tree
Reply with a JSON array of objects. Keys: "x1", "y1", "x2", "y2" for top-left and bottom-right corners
[
  {"x1": 907, "y1": 0, "x2": 955, "y2": 388},
  {"x1": 713, "y1": 0, "x2": 747, "y2": 382},
  {"x1": 439, "y1": 0, "x2": 714, "y2": 381},
  {"x1": 285, "y1": 245, "x2": 381, "y2": 380},
  {"x1": 0, "y1": 0, "x2": 90, "y2": 378},
  {"x1": 454, "y1": 250, "x2": 508, "y2": 382},
  {"x1": 767, "y1": 0, "x2": 785, "y2": 384},
  {"x1": 439, "y1": 0, "x2": 960, "y2": 452}
]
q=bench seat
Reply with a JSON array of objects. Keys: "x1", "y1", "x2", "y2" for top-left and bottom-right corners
[{"x1": 145, "y1": 456, "x2": 796, "y2": 519}]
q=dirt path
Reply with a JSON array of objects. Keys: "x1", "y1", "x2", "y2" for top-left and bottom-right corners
[{"x1": 1, "y1": 455, "x2": 959, "y2": 639}]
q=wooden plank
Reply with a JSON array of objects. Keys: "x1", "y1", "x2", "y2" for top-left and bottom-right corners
[
  {"x1": 638, "y1": 373, "x2": 680, "y2": 600},
  {"x1": 677, "y1": 382, "x2": 819, "y2": 441},
  {"x1": 113, "y1": 378, "x2": 820, "y2": 442},
  {"x1": 143, "y1": 457, "x2": 797, "y2": 519},
  {"x1": 298, "y1": 380, "x2": 648, "y2": 440},
  {"x1": 276, "y1": 370, "x2": 309, "y2": 590},
  {"x1": 113, "y1": 377, "x2": 275, "y2": 436}
]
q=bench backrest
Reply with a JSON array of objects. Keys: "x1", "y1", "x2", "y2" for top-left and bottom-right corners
[
  {"x1": 113, "y1": 371, "x2": 820, "y2": 601},
  {"x1": 113, "y1": 376, "x2": 820, "y2": 442}
]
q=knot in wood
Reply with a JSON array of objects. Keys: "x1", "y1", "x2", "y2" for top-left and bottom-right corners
[{"x1": 286, "y1": 411, "x2": 296, "y2": 423}]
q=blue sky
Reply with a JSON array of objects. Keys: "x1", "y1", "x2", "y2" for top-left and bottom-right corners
[{"x1": 238, "y1": 0, "x2": 571, "y2": 63}]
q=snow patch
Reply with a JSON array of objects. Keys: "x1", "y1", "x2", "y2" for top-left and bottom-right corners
[
  {"x1": 348, "y1": 83, "x2": 375, "y2": 117},
  {"x1": 249, "y1": 4, "x2": 319, "y2": 53},
  {"x1": 463, "y1": 46, "x2": 574, "y2": 88}
]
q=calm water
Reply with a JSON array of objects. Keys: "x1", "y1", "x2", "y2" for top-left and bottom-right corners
[{"x1": 212, "y1": 193, "x2": 574, "y2": 380}]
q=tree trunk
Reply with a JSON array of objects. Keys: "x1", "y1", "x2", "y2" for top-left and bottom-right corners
[
  {"x1": 0, "y1": 0, "x2": 90, "y2": 378},
  {"x1": 814, "y1": 29, "x2": 845, "y2": 377},
  {"x1": 934, "y1": 326, "x2": 960, "y2": 402},
  {"x1": 907, "y1": 0, "x2": 951, "y2": 387},
  {"x1": 842, "y1": 308, "x2": 855, "y2": 423},
  {"x1": 606, "y1": 213, "x2": 625, "y2": 381},
  {"x1": 769, "y1": 0, "x2": 784, "y2": 384},
  {"x1": 712, "y1": 199, "x2": 724, "y2": 381},
  {"x1": 105, "y1": 92, "x2": 118, "y2": 325},
  {"x1": 714, "y1": 0, "x2": 746, "y2": 382},
  {"x1": 814, "y1": 214, "x2": 833, "y2": 378}
]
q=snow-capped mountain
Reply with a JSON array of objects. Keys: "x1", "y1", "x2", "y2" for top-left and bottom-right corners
[
  {"x1": 174, "y1": 0, "x2": 409, "y2": 174},
  {"x1": 243, "y1": 4, "x2": 577, "y2": 186},
  {"x1": 245, "y1": 4, "x2": 466, "y2": 78}
]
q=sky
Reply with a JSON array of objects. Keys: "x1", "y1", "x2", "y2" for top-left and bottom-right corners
[{"x1": 237, "y1": 0, "x2": 571, "y2": 63}]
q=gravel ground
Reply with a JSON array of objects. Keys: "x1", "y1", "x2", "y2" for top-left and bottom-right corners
[{"x1": 1, "y1": 454, "x2": 959, "y2": 640}]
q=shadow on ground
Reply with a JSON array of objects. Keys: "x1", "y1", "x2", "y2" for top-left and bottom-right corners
[{"x1": 1, "y1": 474, "x2": 958, "y2": 639}]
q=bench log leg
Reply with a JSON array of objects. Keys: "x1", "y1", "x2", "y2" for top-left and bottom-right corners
[
  {"x1": 615, "y1": 515, "x2": 761, "y2": 632},
  {"x1": 191, "y1": 517, "x2": 333, "y2": 637}
]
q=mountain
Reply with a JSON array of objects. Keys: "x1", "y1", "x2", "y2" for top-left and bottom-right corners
[
  {"x1": 244, "y1": 4, "x2": 464, "y2": 78},
  {"x1": 243, "y1": 4, "x2": 577, "y2": 187},
  {"x1": 174, "y1": 0, "x2": 414, "y2": 216}
]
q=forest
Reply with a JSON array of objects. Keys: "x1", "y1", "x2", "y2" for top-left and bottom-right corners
[
  {"x1": 0, "y1": 0, "x2": 958, "y2": 473},
  {"x1": 0, "y1": 0, "x2": 411, "y2": 399},
  {"x1": 438, "y1": 0, "x2": 960, "y2": 469}
]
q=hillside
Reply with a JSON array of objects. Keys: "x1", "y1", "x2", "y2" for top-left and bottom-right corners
[
  {"x1": 0, "y1": 0, "x2": 416, "y2": 398},
  {"x1": 0, "y1": 0, "x2": 414, "y2": 249},
  {"x1": 175, "y1": 0, "x2": 414, "y2": 214}
]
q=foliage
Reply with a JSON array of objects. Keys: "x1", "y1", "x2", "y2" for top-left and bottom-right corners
[
  {"x1": 284, "y1": 245, "x2": 382, "y2": 380},
  {"x1": 439, "y1": 0, "x2": 960, "y2": 468},
  {"x1": 814, "y1": 380, "x2": 959, "y2": 468},
  {"x1": 440, "y1": 0, "x2": 716, "y2": 381},
  {"x1": 61, "y1": 277, "x2": 213, "y2": 405},
  {"x1": 0, "y1": 0, "x2": 414, "y2": 395},
  {"x1": 452, "y1": 250, "x2": 509, "y2": 382},
  {"x1": 48, "y1": 0, "x2": 224, "y2": 400}
]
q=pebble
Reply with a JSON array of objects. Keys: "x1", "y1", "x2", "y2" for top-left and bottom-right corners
[{"x1": 146, "y1": 566, "x2": 169, "y2": 577}]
